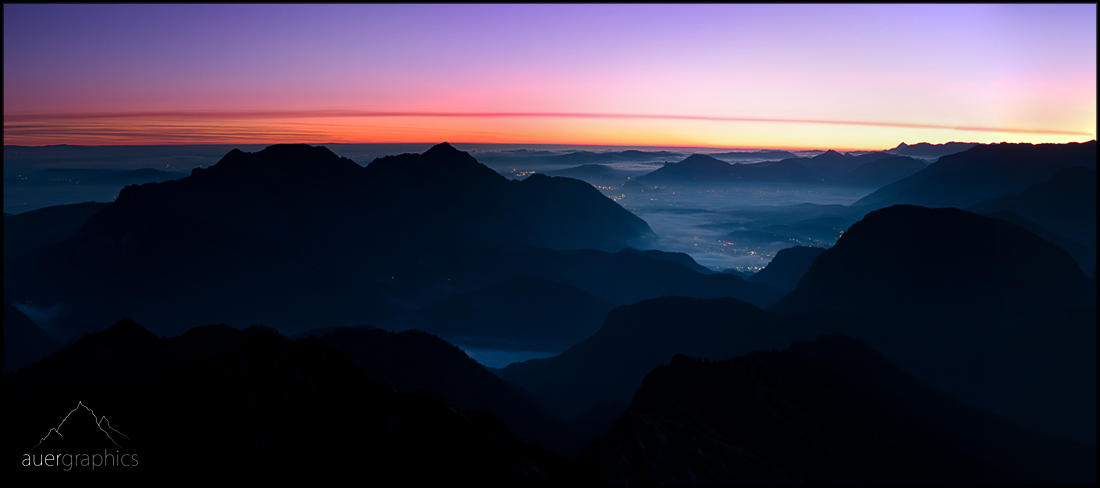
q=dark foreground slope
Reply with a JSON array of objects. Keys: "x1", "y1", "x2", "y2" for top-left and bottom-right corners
[
  {"x1": 308, "y1": 325, "x2": 579, "y2": 455},
  {"x1": 772, "y1": 204, "x2": 1097, "y2": 442},
  {"x1": 498, "y1": 297, "x2": 803, "y2": 420},
  {"x1": 5, "y1": 319, "x2": 570, "y2": 484},
  {"x1": 582, "y1": 334, "x2": 1095, "y2": 484}
]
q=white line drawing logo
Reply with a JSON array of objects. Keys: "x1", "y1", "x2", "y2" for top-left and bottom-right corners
[{"x1": 33, "y1": 401, "x2": 130, "y2": 451}]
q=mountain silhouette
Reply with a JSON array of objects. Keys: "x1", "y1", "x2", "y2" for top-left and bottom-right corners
[
  {"x1": 4, "y1": 302, "x2": 61, "y2": 374},
  {"x1": 967, "y1": 165, "x2": 1096, "y2": 250},
  {"x1": 6, "y1": 318, "x2": 573, "y2": 484},
  {"x1": 979, "y1": 210, "x2": 1096, "y2": 275},
  {"x1": 545, "y1": 163, "x2": 614, "y2": 179},
  {"x1": 854, "y1": 141, "x2": 1097, "y2": 209},
  {"x1": 803, "y1": 149, "x2": 860, "y2": 172},
  {"x1": 303, "y1": 325, "x2": 596, "y2": 455},
  {"x1": 708, "y1": 149, "x2": 797, "y2": 161},
  {"x1": 746, "y1": 245, "x2": 827, "y2": 291},
  {"x1": 630, "y1": 154, "x2": 825, "y2": 186},
  {"x1": 3, "y1": 201, "x2": 111, "y2": 262},
  {"x1": 886, "y1": 141, "x2": 978, "y2": 159},
  {"x1": 618, "y1": 248, "x2": 714, "y2": 274},
  {"x1": 5, "y1": 143, "x2": 656, "y2": 340},
  {"x1": 771, "y1": 204, "x2": 1096, "y2": 442},
  {"x1": 409, "y1": 275, "x2": 615, "y2": 352},
  {"x1": 497, "y1": 296, "x2": 797, "y2": 420},
  {"x1": 582, "y1": 334, "x2": 1095, "y2": 483},
  {"x1": 838, "y1": 155, "x2": 927, "y2": 187}
]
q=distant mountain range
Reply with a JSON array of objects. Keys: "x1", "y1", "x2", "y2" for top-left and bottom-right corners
[
  {"x1": 886, "y1": 141, "x2": 979, "y2": 159},
  {"x1": 707, "y1": 149, "x2": 797, "y2": 161},
  {"x1": 628, "y1": 151, "x2": 927, "y2": 188},
  {"x1": 854, "y1": 141, "x2": 1097, "y2": 209},
  {"x1": 7, "y1": 168, "x2": 185, "y2": 187}
]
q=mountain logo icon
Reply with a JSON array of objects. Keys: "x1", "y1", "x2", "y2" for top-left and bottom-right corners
[{"x1": 33, "y1": 401, "x2": 130, "y2": 452}]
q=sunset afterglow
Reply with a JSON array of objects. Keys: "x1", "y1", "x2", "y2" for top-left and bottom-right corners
[{"x1": 5, "y1": 4, "x2": 1096, "y2": 149}]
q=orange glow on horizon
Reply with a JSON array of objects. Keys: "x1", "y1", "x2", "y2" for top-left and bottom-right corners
[{"x1": 4, "y1": 111, "x2": 1095, "y2": 151}]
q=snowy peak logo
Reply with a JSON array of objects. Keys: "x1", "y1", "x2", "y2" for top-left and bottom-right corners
[{"x1": 24, "y1": 401, "x2": 138, "y2": 471}]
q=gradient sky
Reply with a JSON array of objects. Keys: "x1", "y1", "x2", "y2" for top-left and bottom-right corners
[{"x1": 4, "y1": 4, "x2": 1096, "y2": 149}]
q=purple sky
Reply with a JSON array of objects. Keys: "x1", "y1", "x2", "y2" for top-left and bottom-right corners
[{"x1": 4, "y1": 4, "x2": 1096, "y2": 149}]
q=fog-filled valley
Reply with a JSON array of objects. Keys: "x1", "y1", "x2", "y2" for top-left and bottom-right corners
[{"x1": 5, "y1": 140, "x2": 1096, "y2": 483}]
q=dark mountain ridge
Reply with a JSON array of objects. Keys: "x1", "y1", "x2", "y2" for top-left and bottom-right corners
[
  {"x1": 886, "y1": 141, "x2": 979, "y2": 159},
  {"x1": 746, "y1": 245, "x2": 827, "y2": 291},
  {"x1": 967, "y1": 165, "x2": 1096, "y2": 249},
  {"x1": 582, "y1": 334, "x2": 1095, "y2": 483},
  {"x1": 5, "y1": 318, "x2": 570, "y2": 483},
  {"x1": 771, "y1": 204, "x2": 1096, "y2": 442},
  {"x1": 855, "y1": 140, "x2": 1097, "y2": 209},
  {"x1": 5, "y1": 143, "x2": 657, "y2": 340}
]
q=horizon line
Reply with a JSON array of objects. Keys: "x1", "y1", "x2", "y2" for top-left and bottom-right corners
[{"x1": 6, "y1": 110, "x2": 1095, "y2": 138}]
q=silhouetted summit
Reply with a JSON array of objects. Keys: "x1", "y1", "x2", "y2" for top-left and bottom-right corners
[
  {"x1": 10, "y1": 143, "x2": 654, "y2": 339},
  {"x1": 887, "y1": 141, "x2": 978, "y2": 159},
  {"x1": 181, "y1": 143, "x2": 364, "y2": 190},
  {"x1": 771, "y1": 204, "x2": 1096, "y2": 443},
  {"x1": 633, "y1": 153, "x2": 823, "y2": 185},
  {"x1": 365, "y1": 141, "x2": 509, "y2": 189},
  {"x1": 775, "y1": 204, "x2": 1094, "y2": 318}
]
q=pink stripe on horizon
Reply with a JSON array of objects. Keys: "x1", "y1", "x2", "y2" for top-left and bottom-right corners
[{"x1": 5, "y1": 110, "x2": 1094, "y2": 137}]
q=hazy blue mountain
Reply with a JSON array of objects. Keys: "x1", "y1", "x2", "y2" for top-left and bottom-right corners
[
  {"x1": 477, "y1": 149, "x2": 683, "y2": 168},
  {"x1": 854, "y1": 141, "x2": 1097, "y2": 209},
  {"x1": 4, "y1": 302, "x2": 62, "y2": 374},
  {"x1": 304, "y1": 325, "x2": 586, "y2": 454},
  {"x1": 707, "y1": 149, "x2": 797, "y2": 161},
  {"x1": 437, "y1": 247, "x2": 786, "y2": 312},
  {"x1": 886, "y1": 141, "x2": 979, "y2": 159},
  {"x1": 630, "y1": 154, "x2": 826, "y2": 186},
  {"x1": 618, "y1": 248, "x2": 714, "y2": 274},
  {"x1": 545, "y1": 163, "x2": 614, "y2": 178},
  {"x1": 840, "y1": 155, "x2": 928, "y2": 187},
  {"x1": 967, "y1": 166, "x2": 1096, "y2": 249},
  {"x1": 746, "y1": 245, "x2": 827, "y2": 291},
  {"x1": 3, "y1": 201, "x2": 112, "y2": 260},
  {"x1": 15, "y1": 168, "x2": 186, "y2": 187},
  {"x1": 803, "y1": 149, "x2": 860, "y2": 172},
  {"x1": 408, "y1": 275, "x2": 616, "y2": 352},
  {"x1": 497, "y1": 296, "x2": 797, "y2": 419},
  {"x1": 583, "y1": 334, "x2": 1095, "y2": 483}
]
